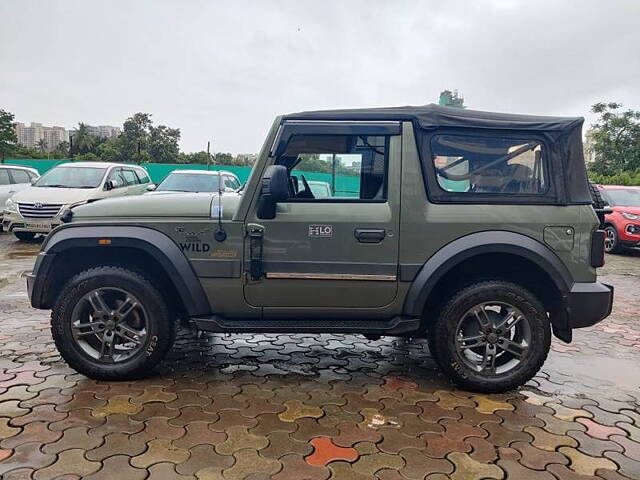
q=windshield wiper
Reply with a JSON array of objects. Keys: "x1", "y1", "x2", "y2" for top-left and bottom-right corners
[{"x1": 38, "y1": 184, "x2": 67, "y2": 188}]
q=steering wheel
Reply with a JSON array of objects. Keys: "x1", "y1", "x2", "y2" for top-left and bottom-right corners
[{"x1": 298, "y1": 174, "x2": 315, "y2": 199}]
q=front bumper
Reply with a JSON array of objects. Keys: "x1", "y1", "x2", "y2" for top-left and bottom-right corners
[
  {"x1": 2, "y1": 211, "x2": 61, "y2": 234},
  {"x1": 564, "y1": 282, "x2": 614, "y2": 329}
]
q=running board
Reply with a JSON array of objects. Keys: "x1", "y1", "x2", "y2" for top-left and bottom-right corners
[{"x1": 192, "y1": 315, "x2": 420, "y2": 335}]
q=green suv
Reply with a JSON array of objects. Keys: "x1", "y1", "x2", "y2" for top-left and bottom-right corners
[{"x1": 27, "y1": 105, "x2": 613, "y2": 392}]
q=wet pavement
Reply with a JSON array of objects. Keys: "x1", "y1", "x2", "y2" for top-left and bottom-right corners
[{"x1": 0, "y1": 231, "x2": 639, "y2": 479}]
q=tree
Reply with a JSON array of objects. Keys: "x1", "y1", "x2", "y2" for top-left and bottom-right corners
[
  {"x1": 0, "y1": 108, "x2": 18, "y2": 162},
  {"x1": 36, "y1": 139, "x2": 48, "y2": 153},
  {"x1": 148, "y1": 125, "x2": 180, "y2": 162},
  {"x1": 120, "y1": 113, "x2": 153, "y2": 162},
  {"x1": 52, "y1": 141, "x2": 70, "y2": 158},
  {"x1": 589, "y1": 102, "x2": 640, "y2": 175},
  {"x1": 71, "y1": 122, "x2": 96, "y2": 155}
]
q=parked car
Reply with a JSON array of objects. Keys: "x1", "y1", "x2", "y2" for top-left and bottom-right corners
[
  {"x1": 596, "y1": 185, "x2": 640, "y2": 253},
  {"x1": 0, "y1": 166, "x2": 40, "y2": 227},
  {"x1": 27, "y1": 104, "x2": 612, "y2": 392},
  {"x1": 3, "y1": 162, "x2": 151, "y2": 241},
  {"x1": 146, "y1": 169, "x2": 241, "y2": 194}
]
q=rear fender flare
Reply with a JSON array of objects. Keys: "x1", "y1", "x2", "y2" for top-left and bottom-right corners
[
  {"x1": 43, "y1": 225, "x2": 210, "y2": 316},
  {"x1": 403, "y1": 231, "x2": 573, "y2": 317}
]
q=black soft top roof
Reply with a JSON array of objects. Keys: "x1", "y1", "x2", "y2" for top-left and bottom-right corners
[
  {"x1": 283, "y1": 103, "x2": 583, "y2": 133},
  {"x1": 282, "y1": 104, "x2": 591, "y2": 205}
]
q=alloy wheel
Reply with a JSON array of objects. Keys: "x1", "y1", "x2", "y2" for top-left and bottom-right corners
[
  {"x1": 604, "y1": 227, "x2": 616, "y2": 253},
  {"x1": 70, "y1": 287, "x2": 148, "y2": 363},
  {"x1": 454, "y1": 301, "x2": 532, "y2": 375}
]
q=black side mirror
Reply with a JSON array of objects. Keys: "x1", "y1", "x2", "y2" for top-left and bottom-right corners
[
  {"x1": 257, "y1": 165, "x2": 288, "y2": 219},
  {"x1": 104, "y1": 180, "x2": 114, "y2": 191}
]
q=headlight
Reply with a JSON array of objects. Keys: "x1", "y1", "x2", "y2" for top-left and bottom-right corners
[
  {"x1": 621, "y1": 212, "x2": 640, "y2": 220},
  {"x1": 4, "y1": 199, "x2": 17, "y2": 213}
]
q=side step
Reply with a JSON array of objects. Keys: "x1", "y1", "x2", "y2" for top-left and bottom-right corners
[{"x1": 192, "y1": 315, "x2": 421, "y2": 335}]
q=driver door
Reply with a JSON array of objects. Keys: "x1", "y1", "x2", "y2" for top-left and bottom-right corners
[{"x1": 244, "y1": 122, "x2": 402, "y2": 316}]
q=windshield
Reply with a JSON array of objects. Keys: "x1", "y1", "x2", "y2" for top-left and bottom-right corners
[
  {"x1": 156, "y1": 173, "x2": 220, "y2": 193},
  {"x1": 35, "y1": 166, "x2": 107, "y2": 188},
  {"x1": 603, "y1": 188, "x2": 640, "y2": 207}
]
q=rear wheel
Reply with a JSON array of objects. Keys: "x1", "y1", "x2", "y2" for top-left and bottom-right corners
[
  {"x1": 604, "y1": 225, "x2": 621, "y2": 254},
  {"x1": 429, "y1": 281, "x2": 551, "y2": 393},
  {"x1": 14, "y1": 231, "x2": 36, "y2": 242},
  {"x1": 51, "y1": 266, "x2": 176, "y2": 380}
]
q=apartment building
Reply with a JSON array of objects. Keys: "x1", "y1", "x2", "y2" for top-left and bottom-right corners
[{"x1": 14, "y1": 122, "x2": 69, "y2": 151}]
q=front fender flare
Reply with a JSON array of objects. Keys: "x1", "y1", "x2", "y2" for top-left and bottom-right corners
[
  {"x1": 40, "y1": 225, "x2": 210, "y2": 316},
  {"x1": 403, "y1": 231, "x2": 573, "y2": 317}
]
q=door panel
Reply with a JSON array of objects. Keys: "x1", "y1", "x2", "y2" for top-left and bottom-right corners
[{"x1": 244, "y1": 132, "x2": 401, "y2": 313}]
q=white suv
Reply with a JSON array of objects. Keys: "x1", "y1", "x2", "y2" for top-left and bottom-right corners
[{"x1": 3, "y1": 162, "x2": 151, "y2": 241}]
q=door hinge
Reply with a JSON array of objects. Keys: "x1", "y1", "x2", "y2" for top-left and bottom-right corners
[{"x1": 247, "y1": 223, "x2": 265, "y2": 280}]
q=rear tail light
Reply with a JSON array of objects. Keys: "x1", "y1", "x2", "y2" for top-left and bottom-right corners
[{"x1": 591, "y1": 230, "x2": 605, "y2": 267}]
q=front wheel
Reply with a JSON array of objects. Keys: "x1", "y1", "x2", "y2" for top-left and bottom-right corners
[
  {"x1": 429, "y1": 281, "x2": 551, "y2": 393},
  {"x1": 604, "y1": 225, "x2": 621, "y2": 254},
  {"x1": 51, "y1": 266, "x2": 176, "y2": 380},
  {"x1": 14, "y1": 231, "x2": 36, "y2": 242}
]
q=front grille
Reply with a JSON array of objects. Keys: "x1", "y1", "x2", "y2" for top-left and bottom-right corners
[{"x1": 18, "y1": 203, "x2": 63, "y2": 219}]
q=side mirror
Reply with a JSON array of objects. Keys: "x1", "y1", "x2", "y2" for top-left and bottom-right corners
[
  {"x1": 104, "y1": 180, "x2": 114, "y2": 191},
  {"x1": 147, "y1": 184, "x2": 157, "y2": 191},
  {"x1": 224, "y1": 187, "x2": 236, "y2": 193},
  {"x1": 257, "y1": 165, "x2": 288, "y2": 219},
  {"x1": 30, "y1": 178, "x2": 38, "y2": 185}
]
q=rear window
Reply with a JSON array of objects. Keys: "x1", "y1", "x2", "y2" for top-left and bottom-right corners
[
  {"x1": 135, "y1": 169, "x2": 151, "y2": 184},
  {"x1": 122, "y1": 169, "x2": 139, "y2": 185},
  {"x1": 431, "y1": 135, "x2": 547, "y2": 195}
]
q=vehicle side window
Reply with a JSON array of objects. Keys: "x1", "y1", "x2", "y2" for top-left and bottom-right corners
[
  {"x1": 107, "y1": 168, "x2": 126, "y2": 189},
  {"x1": 430, "y1": 134, "x2": 547, "y2": 195},
  {"x1": 224, "y1": 175, "x2": 240, "y2": 190},
  {"x1": 0, "y1": 169, "x2": 10, "y2": 186},
  {"x1": 276, "y1": 134, "x2": 389, "y2": 201},
  {"x1": 134, "y1": 169, "x2": 151, "y2": 184},
  {"x1": 11, "y1": 169, "x2": 31, "y2": 184},
  {"x1": 122, "y1": 169, "x2": 139, "y2": 186}
]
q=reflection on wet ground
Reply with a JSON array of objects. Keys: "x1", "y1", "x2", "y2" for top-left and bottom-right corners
[{"x1": 0, "y1": 231, "x2": 639, "y2": 479}]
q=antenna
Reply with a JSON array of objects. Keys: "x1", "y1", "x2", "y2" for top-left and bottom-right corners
[{"x1": 213, "y1": 140, "x2": 226, "y2": 242}]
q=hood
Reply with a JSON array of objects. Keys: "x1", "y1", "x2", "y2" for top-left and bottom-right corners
[
  {"x1": 72, "y1": 192, "x2": 241, "y2": 220},
  {"x1": 611, "y1": 206, "x2": 640, "y2": 215},
  {"x1": 10, "y1": 186, "x2": 98, "y2": 205}
]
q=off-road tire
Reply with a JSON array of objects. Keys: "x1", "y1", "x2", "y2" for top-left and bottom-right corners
[
  {"x1": 51, "y1": 266, "x2": 177, "y2": 380},
  {"x1": 589, "y1": 182, "x2": 607, "y2": 210},
  {"x1": 429, "y1": 281, "x2": 551, "y2": 393},
  {"x1": 604, "y1": 225, "x2": 621, "y2": 254},
  {"x1": 14, "y1": 231, "x2": 36, "y2": 242}
]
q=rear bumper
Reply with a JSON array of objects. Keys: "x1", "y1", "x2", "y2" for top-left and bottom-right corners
[{"x1": 564, "y1": 282, "x2": 614, "y2": 329}]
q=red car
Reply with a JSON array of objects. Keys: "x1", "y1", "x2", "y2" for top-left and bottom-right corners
[{"x1": 596, "y1": 185, "x2": 640, "y2": 253}]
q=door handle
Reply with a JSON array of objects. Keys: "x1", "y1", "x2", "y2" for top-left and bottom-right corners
[{"x1": 354, "y1": 228, "x2": 385, "y2": 243}]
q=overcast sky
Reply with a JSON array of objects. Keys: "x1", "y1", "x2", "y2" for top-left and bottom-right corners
[{"x1": 1, "y1": 0, "x2": 639, "y2": 153}]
